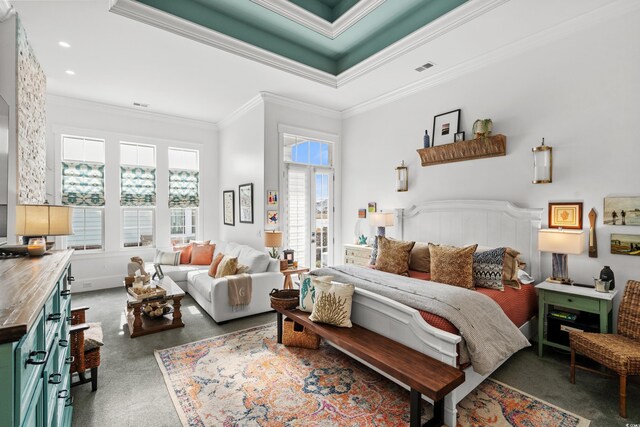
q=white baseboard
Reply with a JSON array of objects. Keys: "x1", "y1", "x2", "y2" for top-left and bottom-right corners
[{"x1": 71, "y1": 274, "x2": 123, "y2": 293}]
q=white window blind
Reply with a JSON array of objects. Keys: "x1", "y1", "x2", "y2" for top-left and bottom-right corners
[{"x1": 287, "y1": 168, "x2": 308, "y2": 268}]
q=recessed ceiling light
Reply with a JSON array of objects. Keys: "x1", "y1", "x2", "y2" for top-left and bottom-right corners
[
  {"x1": 65, "y1": 70, "x2": 75, "y2": 75},
  {"x1": 58, "y1": 41, "x2": 71, "y2": 48}
]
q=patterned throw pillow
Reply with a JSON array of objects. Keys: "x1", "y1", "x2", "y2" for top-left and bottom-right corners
[
  {"x1": 309, "y1": 280, "x2": 355, "y2": 328},
  {"x1": 208, "y1": 252, "x2": 225, "y2": 278},
  {"x1": 299, "y1": 274, "x2": 333, "y2": 313},
  {"x1": 154, "y1": 249, "x2": 180, "y2": 266},
  {"x1": 429, "y1": 243, "x2": 477, "y2": 289},
  {"x1": 475, "y1": 246, "x2": 522, "y2": 289},
  {"x1": 215, "y1": 256, "x2": 238, "y2": 278},
  {"x1": 473, "y1": 247, "x2": 506, "y2": 291},
  {"x1": 375, "y1": 236, "x2": 415, "y2": 276},
  {"x1": 409, "y1": 242, "x2": 431, "y2": 273}
]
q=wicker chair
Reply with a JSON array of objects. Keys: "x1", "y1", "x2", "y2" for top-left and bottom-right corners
[
  {"x1": 569, "y1": 280, "x2": 640, "y2": 418},
  {"x1": 69, "y1": 306, "x2": 102, "y2": 391}
]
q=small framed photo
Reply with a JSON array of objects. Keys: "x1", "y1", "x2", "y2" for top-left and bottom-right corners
[
  {"x1": 611, "y1": 233, "x2": 640, "y2": 256},
  {"x1": 267, "y1": 210, "x2": 278, "y2": 225},
  {"x1": 454, "y1": 131, "x2": 465, "y2": 142},
  {"x1": 153, "y1": 263, "x2": 164, "y2": 280},
  {"x1": 223, "y1": 190, "x2": 235, "y2": 226},
  {"x1": 358, "y1": 208, "x2": 367, "y2": 219},
  {"x1": 549, "y1": 202, "x2": 583, "y2": 229},
  {"x1": 368, "y1": 202, "x2": 377, "y2": 213},
  {"x1": 604, "y1": 196, "x2": 640, "y2": 225},
  {"x1": 239, "y1": 183, "x2": 254, "y2": 224},
  {"x1": 267, "y1": 190, "x2": 278, "y2": 206},
  {"x1": 432, "y1": 109, "x2": 461, "y2": 146}
]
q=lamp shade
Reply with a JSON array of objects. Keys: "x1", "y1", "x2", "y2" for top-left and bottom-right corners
[
  {"x1": 369, "y1": 212, "x2": 394, "y2": 227},
  {"x1": 264, "y1": 230, "x2": 283, "y2": 248},
  {"x1": 538, "y1": 229, "x2": 585, "y2": 254},
  {"x1": 15, "y1": 204, "x2": 73, "y2": 237}
]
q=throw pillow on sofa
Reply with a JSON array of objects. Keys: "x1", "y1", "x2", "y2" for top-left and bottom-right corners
[
  {"x1": 208, "y1": 253, "x2": 225, "y2": 278},
  {"x1": 309, "y1": 280, "x2": 355, "y2": 327},
  {"x1": 191, "y1": 242, "x2": 215, "y2": 265},
  {"x1": 173, "y1": 244, "x2": 192, "y2": 264},
  {"x1": 154, "y1": 249, "x2": 180, "y2": 266},
  {"x1": 215, "y1": 255, "x2": 238, "y2": 278}
]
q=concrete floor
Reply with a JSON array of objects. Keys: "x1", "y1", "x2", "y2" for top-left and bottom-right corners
[{"x1": 70, "y1": 287, "x2": 638, "y2": 427}]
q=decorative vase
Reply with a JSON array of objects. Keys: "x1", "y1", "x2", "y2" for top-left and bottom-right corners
[
  {"x1": 423, "y1": 130, "x2": 430, "y2": 148},
  {"x1": 472, "y1": 119, "x2": 493, "y2": 139},
  {"x1": 599, "y1": 266, "x2": 615, "y2": 290}
]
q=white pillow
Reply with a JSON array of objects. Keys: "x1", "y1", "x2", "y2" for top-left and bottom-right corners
[
  {"x1": 154, "y1": 249, "x2": 180, "y2": 266},
  {"x1": 309, "y1": 280, "x2": 355, "y2": 328}
]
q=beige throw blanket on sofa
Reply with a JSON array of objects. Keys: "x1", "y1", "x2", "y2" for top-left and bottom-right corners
[
  {"x1": 227, "y1": 274, "x2": 252, "y2": 310},
  {"x1": 312, "y1": 265, "x2": 530, "y2": 375}
]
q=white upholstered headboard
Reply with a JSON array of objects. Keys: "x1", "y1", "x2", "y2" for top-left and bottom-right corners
[{"x1": 391, "y1": 200, "x2": 543, "y2": 281}]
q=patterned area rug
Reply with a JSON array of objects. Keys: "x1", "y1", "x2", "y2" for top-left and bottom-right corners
[{"x1": 155, "y1": 323, "x2": 590, "y2": 427}]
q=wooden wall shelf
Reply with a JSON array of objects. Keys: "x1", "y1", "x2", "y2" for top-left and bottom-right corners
[{"x1": 417, "y1": 134, "x2": 506, "y2": 167}]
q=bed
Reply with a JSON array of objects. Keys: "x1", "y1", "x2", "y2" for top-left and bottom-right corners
[{"x1": 333, "y1": 200, "x2": 542, "y2": 427}]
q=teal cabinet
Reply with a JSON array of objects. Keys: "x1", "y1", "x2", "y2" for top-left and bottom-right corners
[{"x1": 0, "y1": 251, "x2": 74, "y2": 427}]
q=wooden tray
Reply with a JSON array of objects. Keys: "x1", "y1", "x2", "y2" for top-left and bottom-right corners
[{"x1": 127, "y1": 285, "x2": 166, "y2": 302}]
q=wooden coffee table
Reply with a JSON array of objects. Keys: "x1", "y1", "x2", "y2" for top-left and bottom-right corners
[{"x1": 124, "y1": 276, "x2": 185, "y2": 338}]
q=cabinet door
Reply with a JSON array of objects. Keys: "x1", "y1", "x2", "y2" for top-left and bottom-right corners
[
  {"x1": 20, "y1": 378, "x2": 43, "y2": 427},
  {"x1": 15, "y1": 311, "x2": 45, "y2": 425}
]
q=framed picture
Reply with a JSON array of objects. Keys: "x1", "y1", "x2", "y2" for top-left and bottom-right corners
[
  {"x1": 611, "y1": 233, "x2": 640, "y2": 256},
  {"x1": 604, "y1": 196, "x2": 640, "y2": 225},
  {"x1": 358, "y1": 208, "x2": 367, "y2": 219},
  {"x1": 153, "y1": 263, "x2": 164, "y2": 280},
  {"x1": 267, "y1": 190, "x2": 278, "y2": 206},
  {"x1": 267, "y1": 210, "x2": 278, "y2": 225},
  {"x1": 549, "y1": 202, "x2": 583, "y2": 229},
  {"x1": 239, "y1": 183, "x2": 254, "y2": 224},
  {"x1": 223, "y1": 190, "x2": 235, "y2": 226},
  {"x1": 454, "y1": 131, "x2": 465, "y2": 142},
  {"x1": 368, "y1": 202, "x2": 377, "y2": 213},
  {"x1": 432, "y1": 109, "x2": 461, "y2": 146}
]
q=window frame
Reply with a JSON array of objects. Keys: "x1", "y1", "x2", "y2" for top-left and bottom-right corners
[
  {"x1": 283, "y1": 134, "x2": 334, "y2": 167},
  {"x1": 168, "y1": 147, "x2": 200, "y2": 244},
  {"x1": 170, "y1": 207, "x2": 199, "y2": 245},
  {"x1": 121, "y1": 207, "x2": 156, "y2": 249}
]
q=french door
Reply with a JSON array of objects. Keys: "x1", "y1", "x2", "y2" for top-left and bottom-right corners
[{"x1": 286, "y1": 165, "x2": 334, "y2": 269}]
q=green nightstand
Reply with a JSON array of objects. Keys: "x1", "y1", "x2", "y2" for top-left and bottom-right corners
[{"x1": 536, "y1": 281, "x2": 617, "y2": 357}]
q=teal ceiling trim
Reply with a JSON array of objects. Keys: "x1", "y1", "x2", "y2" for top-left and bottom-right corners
[{"x1": 132, "y1": 0, "x2": 468, "y2": 75}]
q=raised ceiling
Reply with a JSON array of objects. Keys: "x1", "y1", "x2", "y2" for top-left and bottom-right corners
[{"x1": 113, "y1": 0, "x2": 467, "y2": 79}]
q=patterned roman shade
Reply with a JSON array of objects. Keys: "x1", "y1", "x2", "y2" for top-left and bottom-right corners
[
  {"x1": 169, "y1": 169, "x2": 199, "y2": 208},
  {"x1": 120, "y1": 166, "x2": 156, "y2": 206},
  {"x1": 62, "y1": 161, "x2": 105, "y2": 206}
]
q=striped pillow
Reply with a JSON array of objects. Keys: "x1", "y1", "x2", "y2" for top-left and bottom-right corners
[{"x1": 154, "y1": 249, "x2": 180, "y2": 266}]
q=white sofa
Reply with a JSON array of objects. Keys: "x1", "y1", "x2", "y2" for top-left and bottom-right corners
[{"x1": 147, "y1": 242, "x2": 283, "y2": 323}]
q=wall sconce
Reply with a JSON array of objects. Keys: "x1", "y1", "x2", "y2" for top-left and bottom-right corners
[
  {"x1": 532, "y1": 138, "x2": 552, "y2": 184},
  {"x1": 396, "y1": 160, "x2": 408, "y2": 192}
]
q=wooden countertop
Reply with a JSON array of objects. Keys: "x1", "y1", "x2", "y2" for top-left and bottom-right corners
[{"x1": 0, "y1": 250, "x2": 73, "y2": 344}]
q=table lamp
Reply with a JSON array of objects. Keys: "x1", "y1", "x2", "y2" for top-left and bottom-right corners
[
  {"x1": 538, "y1": 229, "x2": 585, "y2": 284},
  {"x1": 264, "y1": 230, "x2": 282, "y2": 259},
  {"x1": 369, "y1": 212, "x2": 395, "y2": 264},
  {"x1": 15, "y1": 204, "x2": 73, "y2": 254}
]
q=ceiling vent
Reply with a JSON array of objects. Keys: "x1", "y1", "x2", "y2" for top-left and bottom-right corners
[
  {"x1": 415, "y1": 62, "x2": 434, "y2": 72},
  {"x1": 133, "y1": 102, "x2": 149, "y2": 108}
]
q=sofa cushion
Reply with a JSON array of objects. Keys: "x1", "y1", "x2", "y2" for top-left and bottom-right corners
[
  {"x1": 188, "y1": 271, "x2": 213, "y2": 301},
  {"x1": 237, "y1": 245, "x2": 270, "y2": 273},
  {"x1": 146, "y1": 263, "x2": 208, "y2": 284}
]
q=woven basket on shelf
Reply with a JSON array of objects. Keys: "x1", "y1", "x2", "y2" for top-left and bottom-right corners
[
  {"x1": 269, "y1": 288, "x2": 299, "y2": 311},
  {"x1": 282, "y1": 317, "x2": 321, "y2": 349}
]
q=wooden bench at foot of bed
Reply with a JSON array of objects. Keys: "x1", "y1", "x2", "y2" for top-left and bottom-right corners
[{"x1": 275, "y1": 309, "x2": 465, "y2": 427}]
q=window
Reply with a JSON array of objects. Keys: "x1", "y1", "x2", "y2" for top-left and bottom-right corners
[
  {"x1": 61, "y1": 135, "x2": 105, "y2": 251},
  {"x1": 284, "y1": 135, "x2": 332, "y2": 166},
  {"x1": 120, "y1": 142, "x2": 156, "y2": 247},
  {"x1": 168, "y1": 148, "x2": 199, "y2": 244}
]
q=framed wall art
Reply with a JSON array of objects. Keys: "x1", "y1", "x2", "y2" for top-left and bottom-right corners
[
  {"x1": 267, "y1": 190, "x2": 278, "y2": 206},
  {"x1": 358, "y1": 208, "x2": 367, "y2": 219},
  {"x1": 223, "y1": 190, "x2": 235, "y2": 226},
  {"x1": 239, "y1": 183, "x2": 254, "y2": 224},
  {"x1": 432, "y1": 109, "x2": 461, "y2": 146},
  {"x1": 549, "y1": 202, "x2": 583, "y2": 229},
  {"x1": 368, "y1": 202, "x2": 377, "y2": 213},
  {"x1": 267, "y1": 210, "x2": 278, "y2": 225},
  {"x1": 604, "y1": 196, "x2": 640, "y2": 225},
  {"x1": 611, "y1": 233, "x2": 640, "y2": 256}
]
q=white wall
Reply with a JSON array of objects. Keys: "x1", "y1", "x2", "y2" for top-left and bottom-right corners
[
  {"x1": 218, "y1": 100, "x2": 265, "y2": 249},
  {"x1": 342, "y1": 9, "x2": 640, "y2": 315},
  {"x1": 46, "y1": 95, "x2": 218, "y2": 292}
]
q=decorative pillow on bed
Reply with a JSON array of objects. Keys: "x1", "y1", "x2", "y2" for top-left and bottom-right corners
[
  {"x1": 309, "y1": 280, "x2": 355, "y2": 327},
  {"x1": 473, "y1": 247, "x2": 507, "y2": 291},
  {"x1": 375, "y1": 236, "x2": 415, "y2": 276},
  {"x1": 429, "y1": 243, "x2": 477, "y2": 289},
  {"x1": 299, "y1": 274, "x2": 333, "y2": 313},
  {"x1": 475, "y1": 245, "x2": 522, "y2": 289},
  {"x1": 409, "y1": 242, "x2": 431, "y2": 273},
  {"x1": 154, "y1": 249, "x2": 180, "y2": 266}
]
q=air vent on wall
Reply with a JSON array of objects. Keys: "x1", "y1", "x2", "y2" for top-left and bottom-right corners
[
  {"x1": 415, "y1": 62, "x2": 434, "y2": 72},
  {"x1": 133, "y1": 102, "x2": 149, "y2": 108}
]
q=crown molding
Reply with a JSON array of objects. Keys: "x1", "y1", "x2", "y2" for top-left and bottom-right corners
[
  {"x1": 109, "y1": 0, "x2": 337, "y2": 87},
  {"x1": 47, "y1": 93, "x2": 218, "y2": 130},
  {"x1": 342, "y1": 0, "x2": 640, "y2": 118},
  {"x1": 217, "y1": 94, "x2": 264, "y2": 130},
  {"x1": 260, "y1": 92, "x2": 341, "y2": 119},
  {"x1": 250, "y1": 0, "x2": 385, "y2": 39}
]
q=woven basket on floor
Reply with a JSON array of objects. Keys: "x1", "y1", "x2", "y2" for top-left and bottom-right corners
[
  {"x1": 269, "y1": 288, "x2": 299, "y2": 311},
  {"x1": 282, "y1": 317, "x2": 321, "y2": 349}
]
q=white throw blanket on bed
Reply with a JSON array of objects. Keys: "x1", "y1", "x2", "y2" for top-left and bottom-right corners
[{"x1": 312, "y1": 265, "x2": 530, "y2": 375}]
